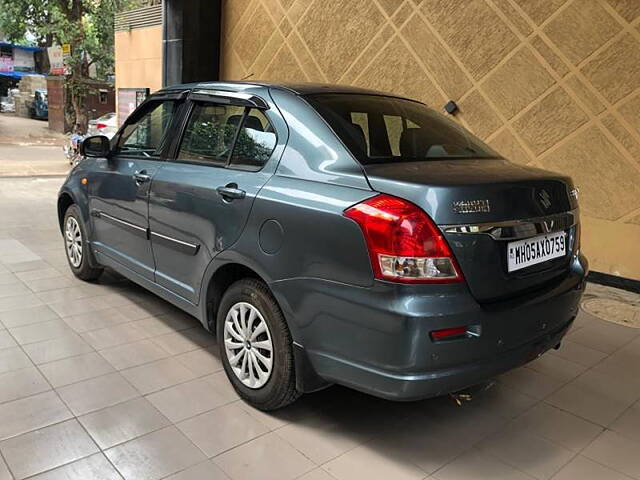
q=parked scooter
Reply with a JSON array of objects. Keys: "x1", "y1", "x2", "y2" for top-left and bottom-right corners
[
  {"x1": 30, "y1": 89, "x2": 48, "y2": 120},
  {"x1": 63, "y1": 125, "x2": 86, "y2": 166}
]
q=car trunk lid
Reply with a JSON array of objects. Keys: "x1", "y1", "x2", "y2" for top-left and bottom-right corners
[{"x1": 363, "y1": 159, "x2": 580, "y2": 302}]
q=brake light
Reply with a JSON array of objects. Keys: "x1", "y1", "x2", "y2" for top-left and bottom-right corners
[
  {"x1": 96, "y1": 123, "x2": 107, "y2": 130},
  {"x1": 344, "y1": 194, "x2": 463, "y2": 283}
]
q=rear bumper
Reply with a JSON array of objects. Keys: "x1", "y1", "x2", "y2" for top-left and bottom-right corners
[
  {"x1": 272, "y1": 253, "x2": 587, "y2": 401},
  {"x1": 307, "y1": 316, "x2": 573, "y2": 401}
]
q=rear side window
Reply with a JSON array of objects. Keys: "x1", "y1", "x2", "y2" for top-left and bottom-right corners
[
  {"x1": 116, "y1": 100, "x2": 176, "y2": 157},
  {"x1": 305, "y1": 94, "x2": 499, "y2": 165},
  {"x1": 178, "y1": 105, "x2": 276, "y2": 170},
  {"x1": 229, "y1": 109, "x2": 277, "y2": 171},
  {"x1": 178, "y1": 104, "x2": 245, "y2": 166}
]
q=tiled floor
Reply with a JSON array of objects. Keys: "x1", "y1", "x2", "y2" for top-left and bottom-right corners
[{"x1": 0, "y1": 177, "x2": 639, "y2": 480}]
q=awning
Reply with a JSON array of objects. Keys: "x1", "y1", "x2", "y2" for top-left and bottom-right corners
[
  {"x1": 0, "y1": 42, "x2": 43, "y2": 52},
  {"x1": 0, "y1": 71, "x2": 45, "y2": 79}
]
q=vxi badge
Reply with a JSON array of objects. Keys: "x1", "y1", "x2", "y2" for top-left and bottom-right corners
[{"x1": 452, "y1": 199, "x2": 491, "y2": 214}]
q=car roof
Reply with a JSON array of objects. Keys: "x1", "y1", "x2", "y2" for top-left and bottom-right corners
[{"x1": 157, "y1": 81, "x2": 416, "y2": 101}]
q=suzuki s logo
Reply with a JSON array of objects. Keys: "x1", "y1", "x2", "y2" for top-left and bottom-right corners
[{"x1": 539, "y1": 189, "x2": 552, "y2": 210}]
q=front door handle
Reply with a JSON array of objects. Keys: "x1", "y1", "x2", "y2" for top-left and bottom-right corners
[
  {"x1": 134, "y1": 171, "x2": 151, "y2": 184},
  {"x1": 216, "y1": 183, "x2": 246, "y2": 201}
]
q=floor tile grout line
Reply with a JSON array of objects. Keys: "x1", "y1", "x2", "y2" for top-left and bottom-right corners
[
  {"x1": 5, "y1": 316, "x2": 220, "y2": 395},
  {"x1": 608, "y1": 395, "x2": 640, "y2": 431},
  {"x1": 271, "y1": 420, "x2": 364, "y2": 472},
  {"x1": 556, "y1": 380, "x2": 640, "y2": 480},
  {"x1": 0, "y1": 438, "x2": 16, "y2": 480},
  {"x1": 3, "y1": 221, "x2": 639, "y2": 477},
  {"x1": 0, "y1": 333, "x2": 598, "y2": 480},
  {"x1": 427, "y1": 396, "x2": 547, "y2": 479},
  {"x1": 577, "y1": 435, "x2": 640, "y2": 480},
  {"x1": 0, "y1": 350, "x2": 223, "y2": 442},
  {"x1": 19, "y1": 452, "x2": 103, "y2": 480},
  {"x1": 427, "y1": 323, "x2": 632, "y2": 480},
  {"x1": 0, "y1": 365, "x2": 55, "y2": 405},
  {"x1": 0, "y1": 322, "x2": 103, "y2": 480},
  {"x1": 207, "y1": 428, "x2": 316, "y2": 480},
  {"x1": 539, "y1": 323, "x2": 640, "y2": 430},
  {"x1": 69, "y1": 358, "x2": 226, "y2": 414},
  {"x1": 10, "y1": 293, "x2": 150, "y2": 480},
  {"x1": 73, "y1": 408, "x2": 126, "y2": 480}
]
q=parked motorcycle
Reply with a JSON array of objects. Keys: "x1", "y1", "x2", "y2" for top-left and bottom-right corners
[{"x1": 63, "y1": 128, "x2": 86, "y2": 166}]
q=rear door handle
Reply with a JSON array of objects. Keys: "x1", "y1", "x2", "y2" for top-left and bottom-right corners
[
  {"x1": 134, "y1": 171, "x2": 151, "y2": 184},
  {"x1": 216, "y1": 184, "x2": 246, "y2": 201}
]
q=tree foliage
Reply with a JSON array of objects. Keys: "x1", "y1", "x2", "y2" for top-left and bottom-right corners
[{"x1": 0, "y1": 0, "x2": 133, "y2": 130}]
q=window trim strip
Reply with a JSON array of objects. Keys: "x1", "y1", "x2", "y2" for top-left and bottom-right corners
[{"x1": 189, "y1": 89, "x2": 269, "y2": 109}]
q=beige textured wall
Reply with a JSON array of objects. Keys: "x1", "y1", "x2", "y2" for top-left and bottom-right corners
[
  {"x1": 221, "y1": 0, "x2": 640, "y2": 281},
  {"x1": 115, "y1": 26, "x2": 163, "y2": 93}
]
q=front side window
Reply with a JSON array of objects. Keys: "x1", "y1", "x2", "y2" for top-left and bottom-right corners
[
  {"x1": 116, "y1": 100, "x2": 176, "y2": 157},
  {"x1": 229, "y1": 109, "x2": 277, "y2": 171},
  {"x1": 178, "y1": 104, "x2": 245, "y2": 166},
  {"x1": 305, "y1": 94, "x2": 499, "y2": 165}
]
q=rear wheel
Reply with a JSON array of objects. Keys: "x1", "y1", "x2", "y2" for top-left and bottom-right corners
[
  {"x1": 63, "y1": 204, "x2": 103, "y2": 281},
  {"x1": 217, "y1": 278, "x2": 300, "y2": 410}
]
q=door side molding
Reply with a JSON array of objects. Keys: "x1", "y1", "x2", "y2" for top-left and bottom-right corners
[
  {"x1": 150, "y1": 231, "x2": 200, "y2": 256},
  {"x1": 91, "y1": 210, "x2": 149, "y2": 239}
]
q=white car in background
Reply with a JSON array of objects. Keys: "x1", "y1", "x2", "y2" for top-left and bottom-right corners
[{"x1": 87, "y1": 112, "x2": 117, "y2": 139}]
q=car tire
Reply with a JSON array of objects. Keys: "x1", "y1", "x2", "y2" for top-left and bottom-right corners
[
  {"x1": 63, "y1": 204, "x2": 103, "y2": 281},
  {"x1": 217, "y1": 278, "x2": 300, "y2": 410}
]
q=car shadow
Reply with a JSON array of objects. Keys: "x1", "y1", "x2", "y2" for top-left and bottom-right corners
[{"x1": 97, "y1": 271, "x2": 545, "y2": 476}]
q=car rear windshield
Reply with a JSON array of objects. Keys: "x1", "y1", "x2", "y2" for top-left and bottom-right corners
[{"x1": 305, "y1": 93, "x2": 499, "y2": 165}]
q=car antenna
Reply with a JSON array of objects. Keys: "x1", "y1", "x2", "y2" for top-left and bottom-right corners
[{"x1": 240, "y1": 73, "x2": 254, "y2": 80}]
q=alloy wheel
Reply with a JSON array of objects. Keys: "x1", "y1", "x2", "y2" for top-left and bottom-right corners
[
  {"x1": 65, "y1": 217, "x2": 83, "y2": 268},
  {"x1": 223, "y1": 301, "x2": 273, "y2": 389}
]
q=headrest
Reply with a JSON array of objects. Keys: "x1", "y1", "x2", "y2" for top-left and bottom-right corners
[
  {"x1": 399, "y1": 128, "x2": 429, "y2": 158},
  {"x1": 348, "y1": 123, "x2": 367, "y2": 155},
  {"x1": 227, "y1": 114, "x2": 264, "y2": 132}
]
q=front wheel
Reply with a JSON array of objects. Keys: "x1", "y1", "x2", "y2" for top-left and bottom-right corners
[
  {"x1": 217, "y1": 278, "x2": 300, "y2": 410},
  {"x1": 63, "y1": 204, "x2": 103, "y2": 281}
]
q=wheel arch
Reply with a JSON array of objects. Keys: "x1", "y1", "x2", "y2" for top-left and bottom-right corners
[
  {"x1": 201, "y1": 257, "x2": 329, "y2": 394},
  {"x1": 57, "y1": 192, "x2": 75, "y2": 233},
  {"x1": 57, "y1": 188, "x2": 100, "y2": 269},
  {"x1": 203, "y1": 262, "x2": 264, "y2": 332}
]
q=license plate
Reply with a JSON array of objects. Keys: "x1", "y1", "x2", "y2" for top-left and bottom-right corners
[{"x1": 507, "y1": 231, "x2": 566, "y2": 272}]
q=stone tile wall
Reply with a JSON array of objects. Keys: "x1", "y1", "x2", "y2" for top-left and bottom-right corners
[{"x1": 221, "y1": 0, "x2": 640, "y2": 280}]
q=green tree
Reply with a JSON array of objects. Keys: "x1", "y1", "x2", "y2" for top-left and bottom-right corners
[{"x1": 0, "y1": 0, "x2": 131, "y2": 130}]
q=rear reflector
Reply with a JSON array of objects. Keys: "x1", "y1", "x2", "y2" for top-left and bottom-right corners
[{"x1": 430, "y1": 326, "x2": 468, "y2": 341}]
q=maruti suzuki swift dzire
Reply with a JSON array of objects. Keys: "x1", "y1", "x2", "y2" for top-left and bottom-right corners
[{"x1": 58, "y1": 82, "x2": 587, "y2": 410}]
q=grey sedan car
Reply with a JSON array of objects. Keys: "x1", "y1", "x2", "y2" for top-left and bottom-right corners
[{"x1": 58, "y1": 82, "x2": 587, "y2": 410}]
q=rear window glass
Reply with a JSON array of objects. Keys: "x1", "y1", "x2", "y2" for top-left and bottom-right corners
[{"x1": 305, "y1": 94, "x2": 499, "y2": 165}]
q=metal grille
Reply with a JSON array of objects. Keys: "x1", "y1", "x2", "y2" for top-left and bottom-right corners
[{"x1": 115, "y1": 4, "x2": 162, "y2": 31}]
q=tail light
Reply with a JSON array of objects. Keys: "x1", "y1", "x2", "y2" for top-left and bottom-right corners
[
  {"x1": 344, "y1": 194, "x2": 463, "y2": 283},
  {"x1": 96, "y1": 123, "x2": 107, "y2": 130}
]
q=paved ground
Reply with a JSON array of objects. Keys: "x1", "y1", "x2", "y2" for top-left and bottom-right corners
[
  {"x1": 0, "y1": 114, "x2": 69, "y2": 177},
  {"x1": 0, "y1": 176, "x2": 639, "y2": 480}
]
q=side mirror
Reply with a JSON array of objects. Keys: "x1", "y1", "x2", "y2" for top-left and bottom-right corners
[{"x1": 80, "y1": 135, "x2": 110, "y2": 158}]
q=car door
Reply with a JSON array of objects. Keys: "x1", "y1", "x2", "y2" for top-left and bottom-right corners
[
  {"x1": 148, "y1": 91, "x2": 279, "y2": 303},
  {"x1": 89, "y1": 97, "x2": 180, "y2": 280}
]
